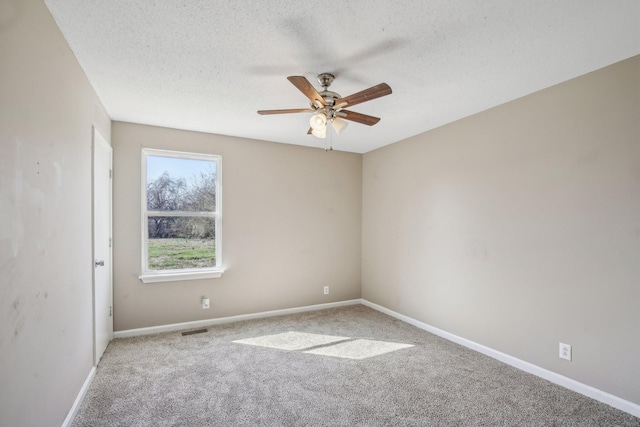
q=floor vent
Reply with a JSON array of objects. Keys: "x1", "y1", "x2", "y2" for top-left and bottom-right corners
[{"x1": 181, "y1": 328, "x2": 208, "y2": 336}]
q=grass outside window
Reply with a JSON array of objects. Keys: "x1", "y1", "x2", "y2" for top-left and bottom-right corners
[{"x1": 147, "y1": 238, "x2": 216, "y2": 270}]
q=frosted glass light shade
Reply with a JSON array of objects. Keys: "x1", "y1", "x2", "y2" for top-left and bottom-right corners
[
  {"x1": 309, "y1": 113, "x2": 327, "y2": 131},
  {"x1": 331, "y1": 117, "x2": 348, "y2": 134},
  {"x1": 311, "y1": 127, "x2": 326, "y2": 139}
]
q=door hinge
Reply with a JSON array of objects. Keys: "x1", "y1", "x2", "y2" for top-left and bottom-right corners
[
  {"x1": 110, "y1": 305, "x2": 112, "y2": 317},
  {"x1": 109, "y1": 237, "x2": 112, "y2": 248},
  {"x1": 109, "y1": 169, "x2": 112, "y2": 179}
]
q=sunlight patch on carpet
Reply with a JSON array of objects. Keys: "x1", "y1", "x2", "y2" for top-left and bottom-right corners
[
  {"x1": 233, "y1": 331, "x2": 349, "y2": 351},
  {"x1": 234, "y1": 332, "x2": 414, "y2": 360},
  {"x1": 304, "y1": 339, "x2": 414, "y2": 360}
]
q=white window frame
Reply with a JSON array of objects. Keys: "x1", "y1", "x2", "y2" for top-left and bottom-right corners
[{"x1": 139, "y1": 148, "x2": 223, "y2": 283}]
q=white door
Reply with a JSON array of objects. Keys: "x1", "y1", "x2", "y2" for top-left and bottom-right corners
[{"x1": 93, "y1": 127, "x2": 113, "y2": 364}]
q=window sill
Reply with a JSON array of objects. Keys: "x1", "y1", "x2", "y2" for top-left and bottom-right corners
[{"x1": 139, "y1": 269, "x2": 224, "y2": 283}]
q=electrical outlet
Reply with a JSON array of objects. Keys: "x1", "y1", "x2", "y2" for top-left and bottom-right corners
[
  {"x1": 323, "y1": 286, "x2": 329, "y2": 295},
  {"x1": 201, "y1": 298, "x2": 210, "y2": 309},
  {"x1": 559, "y1": 342, "x2": 571, "y2": 361}
]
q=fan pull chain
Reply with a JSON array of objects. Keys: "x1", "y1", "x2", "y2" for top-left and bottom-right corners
[{"x1": 325, "y1": 120, "x2": 334, "y2": 151}]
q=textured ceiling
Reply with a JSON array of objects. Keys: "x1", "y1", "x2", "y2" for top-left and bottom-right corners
[{"x1": 44, "y1": 1, "x2": 640, "y2": 153}]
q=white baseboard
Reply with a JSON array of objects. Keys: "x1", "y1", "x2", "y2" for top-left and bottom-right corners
[
  {"x1": 114, "y1": 299, "x2": 362, "y2": 339},
  {"x1": 62, "y1": 366, "x2": 96, "y2": 427},
  {"x1": 361, "y1": 299, "x2": 640, "y2": 418}
]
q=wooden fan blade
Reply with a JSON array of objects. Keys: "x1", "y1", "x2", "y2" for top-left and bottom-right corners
[
  {"x1": 339, "y1": 110, "x2": 381, "y2": 126},
  {"x1": 257, "y1": 108, "x2": 314, "y2": 115},
  {"x1": 335, "y1": 83, "x2": 391, "y2": 108},
  {"x1": 287, "y1": 76, "x2": 326, "y2": 106}
]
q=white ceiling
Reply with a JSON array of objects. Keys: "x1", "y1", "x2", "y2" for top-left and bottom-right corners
[{"x1": 44, "y1": 1, "x2": 640, "y2": 153}]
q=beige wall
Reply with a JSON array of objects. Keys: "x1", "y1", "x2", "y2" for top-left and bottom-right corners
[
  {"x1": 362, "y1": 56, "x2": 640, "y2": 404},
  {"x1": 112, "y1": 122, "x2": 362, "y2": 331},
  {"x1": 0, "y1": 1, "x2": 111, "y2": 426}
]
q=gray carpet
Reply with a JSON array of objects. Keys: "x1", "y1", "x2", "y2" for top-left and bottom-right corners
[{"x1": 72, "y1": 305, "x2": 640, "y2": 426}]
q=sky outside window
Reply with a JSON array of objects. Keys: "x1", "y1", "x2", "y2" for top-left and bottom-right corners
[{"x1": 147, "y1": 155, "x2": 216, "y2": 182}]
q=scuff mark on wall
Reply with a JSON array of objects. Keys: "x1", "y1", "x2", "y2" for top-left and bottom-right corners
[
  {"x1": 0, "y1": 135, "x2": 67, "y2": 354},
  {"x1": 9, "y1": 295, "x2": 24, "y2": 343},
  {"x1": 466, "y1": 238, "x2": 489, "y2": 262}
]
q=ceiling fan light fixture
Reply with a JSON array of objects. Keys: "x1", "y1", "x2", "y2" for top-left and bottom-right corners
[
  {"x1": 309, "y1": 113, "x2": 327, "y2": 131},
  {"x1": 311, "y1": 127, "x2": 326, "y2": 139},
  {"x1": 331, "y1": 117, "x2": 348, "y2": 134}
]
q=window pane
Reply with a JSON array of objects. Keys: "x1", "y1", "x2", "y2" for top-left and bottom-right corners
[
  {"x1": 147, "y1": 216, "x2": 216, "y2": 270},
  {"x1": 146, "y1": 155, "x2": 217, "y2": 212}
]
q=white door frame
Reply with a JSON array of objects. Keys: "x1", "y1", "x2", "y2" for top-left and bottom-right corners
[{"x1": 92, "y1": 126, "x2": 113, "y2": 365}]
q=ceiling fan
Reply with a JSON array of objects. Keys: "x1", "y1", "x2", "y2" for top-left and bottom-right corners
[{"x1": 258, "y1": 73, "x2": 392, "y2": 141}]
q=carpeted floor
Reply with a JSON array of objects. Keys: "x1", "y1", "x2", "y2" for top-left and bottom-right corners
[{"x1": 72, "y1": 305, "x2": 640, "y2": 426}]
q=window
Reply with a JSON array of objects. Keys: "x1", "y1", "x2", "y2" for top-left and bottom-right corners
[{"x1": 139, "y1": 148, "x2": 222, "y2": 283}]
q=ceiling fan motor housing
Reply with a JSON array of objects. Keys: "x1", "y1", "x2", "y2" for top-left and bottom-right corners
[
  {"x1": 313, "y1": 73, "x2": 340, "y2": 115},
  {"x1": 317, "y1": 72, "x2": 335, "y2": 88}
]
